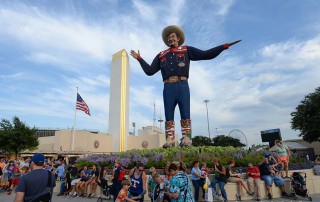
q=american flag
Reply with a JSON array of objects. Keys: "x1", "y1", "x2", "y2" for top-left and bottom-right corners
[{"x1": 76, "y1": 93, "x2": 91, "y2": 116}]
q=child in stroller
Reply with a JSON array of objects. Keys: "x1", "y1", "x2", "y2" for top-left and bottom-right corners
[{"x1": 290, "y1": 172, "x2": 312, "y2": 201}]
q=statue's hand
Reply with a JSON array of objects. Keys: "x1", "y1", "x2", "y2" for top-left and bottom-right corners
[
  {"x1": 130, "y1": 50, "x2": 140, "y2": 59},
  {"x1": 228, "y1": 40, "x2": 241, "y2": 47}
]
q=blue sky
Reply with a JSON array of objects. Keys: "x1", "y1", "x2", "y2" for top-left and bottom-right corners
[{"x1": 1, "y1": 0, "x2": 319, "y2": 147}]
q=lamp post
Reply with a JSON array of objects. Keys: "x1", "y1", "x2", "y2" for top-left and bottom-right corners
[{"x1": 203, "y1": 100, "x2": 211, "y2": 139}]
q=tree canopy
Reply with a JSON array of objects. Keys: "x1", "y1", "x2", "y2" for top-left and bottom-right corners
[
  {"x1": 192, "y1": 135, "x2": 245, "y2": 147},
  {"x1": 192, "y1": 135, "x2": 214, "y2": 146},
  {"x1": 291, "y1": 87, "x2": 320, "y2": 143},
  {"x1": 212, "y1": 135, "x2": 246, "y2": 147},
  {"x1": 0, "y1": 116, "x2": 38, "y2": 157}
]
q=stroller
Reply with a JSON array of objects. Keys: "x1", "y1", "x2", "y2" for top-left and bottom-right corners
[
  {"x1": 289, "y1": 172, "x2": 312, "y2": 201},
  {"x1": 96, "y1": 179, "x2": 112, "y2": 202}
]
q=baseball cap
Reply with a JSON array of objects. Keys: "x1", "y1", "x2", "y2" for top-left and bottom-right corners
[
  {"x1": 31, "y1": 153, "x2": 45, "y2": 163},
  {"x1": 264, "y1": 154, "x2": 271, "y2": 158}
]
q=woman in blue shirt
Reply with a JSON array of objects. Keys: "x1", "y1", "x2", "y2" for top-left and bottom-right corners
[{"x1": 191, "y1": 161, "x2": 205, "y2": 202}]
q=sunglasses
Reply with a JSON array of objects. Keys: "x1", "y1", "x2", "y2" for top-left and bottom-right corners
[{"x1": 139, "y1": 169, "x2": 144, "y2": 172}]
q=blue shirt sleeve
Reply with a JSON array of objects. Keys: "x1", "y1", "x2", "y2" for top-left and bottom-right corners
[
  {"x1": 15, "y1": 175, "x2": 26, "y2": 193},
  {"x1": 139, "y1": 55, "x2": 161, "y2": 76},
  {"x1": 187, "y1": 45, "x2": 226, "y2": 61}
]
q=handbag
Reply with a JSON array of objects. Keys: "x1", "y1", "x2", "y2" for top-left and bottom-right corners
[{"x1": 205, "y1": 187, "x2": 213, "y2": 202}]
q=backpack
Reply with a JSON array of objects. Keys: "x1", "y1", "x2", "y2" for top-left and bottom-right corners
[
  {"x1": 225, "y1": 166, "x2": 230, "y2": 179},
  {"x1": 25, "y1": 171, "x2": 53, "y2": 202}
]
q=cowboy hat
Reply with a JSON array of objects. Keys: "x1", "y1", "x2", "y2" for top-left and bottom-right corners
[{"x1": 162, "y1": 25, "x2": 185, "y2": 47}]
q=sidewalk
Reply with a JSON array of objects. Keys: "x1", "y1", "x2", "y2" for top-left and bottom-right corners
[{"x1": 1, "y1": 191, "x2": 319, "y2": 202}]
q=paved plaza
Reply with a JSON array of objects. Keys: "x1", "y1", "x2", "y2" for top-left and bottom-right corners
[{"x1": 1, "y1": 190, "x2": 319, "y2": 202}]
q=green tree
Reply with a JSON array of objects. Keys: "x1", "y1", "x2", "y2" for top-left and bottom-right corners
[
  {"x1": 0, "y1": 116, "x2": 38, "y2": 157},
  {"x1": 212, "y1": 135, "x2": 245, "y2": 147},
  {"x1": 192, "y1": 135, "x2": 213, "y2": 146},
  {"x1": 291, "y1": 87, "x2": 320, "y2": 143}
]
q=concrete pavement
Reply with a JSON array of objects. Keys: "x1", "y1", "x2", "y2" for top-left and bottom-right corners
[{"x1": 1, "y1": 190, "x2": 318, "y2": 202}]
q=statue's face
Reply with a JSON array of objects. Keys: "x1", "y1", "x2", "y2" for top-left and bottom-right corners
[{"x1": 167, "y1": 32, "x2": 180, "y2": 47}]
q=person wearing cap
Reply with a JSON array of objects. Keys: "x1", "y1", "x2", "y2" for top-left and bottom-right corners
[
  {"x1": 246, "y1": 162, "x2": 261, "y2": 201},
  {"x1": 131, "y1": 25, "x2": 241, "y2": 148},
  {"x1": 14, "y1": 153, "x2": 56, "y2": 202},
  {"x1": 257, "y1": 158, "x2": 289, "y2": 200},
  {"x1": 111, "y1": 159, "x2": 126, "y2": 201}
]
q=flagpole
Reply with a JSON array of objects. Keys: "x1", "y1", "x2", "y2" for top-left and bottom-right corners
[{"x1": 71, "y1": 87, "x2": 78, "y2": 151}]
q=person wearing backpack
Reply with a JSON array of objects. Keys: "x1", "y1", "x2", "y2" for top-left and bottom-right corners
[
  {"x1": 210, "y1": 159, "x2": 228, "y2": 202},
  {"x1": 14, "y1": 153, "x2": 56, "y2": 202}
]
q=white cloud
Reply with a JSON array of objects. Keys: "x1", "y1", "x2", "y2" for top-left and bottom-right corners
[
  {"x1": 211, "y1": 0, "x2": 235, "y2": 16},
  {"x1": 0, "y1": 72, "x2": 24, "y2": 79},
  {"x1": 132, "y1": 0, "x2": 157, "y2": 21},
  {"x1": 1, "y1": 0, "x2": 320, "y2": 147}
]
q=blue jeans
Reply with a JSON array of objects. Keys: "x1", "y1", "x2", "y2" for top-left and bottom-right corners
[
  {"x1": 60, "y1": 178, "x2": 66, "y2": 194},
  {"x1": 192, "y1": 179, "x2": 201, "y2": 201},
  {"x1": 163, "y1": 80, "x2": 190, "y2": 121},
  {"x1": 261, "y1": 175, "x2": 284, "y2": 187},
  {"x1": 210, "y1": 178, "x2": 227, "y2": 200}
]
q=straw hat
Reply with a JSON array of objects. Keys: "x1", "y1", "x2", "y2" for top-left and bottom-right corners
[{"x1": 162, "y1": 25, "x2": 185, "y2": 47}]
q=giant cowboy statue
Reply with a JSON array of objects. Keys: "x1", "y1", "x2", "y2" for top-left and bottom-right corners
[{"x1": 130, "y1": 25, "x2": 240, "y2": 148}]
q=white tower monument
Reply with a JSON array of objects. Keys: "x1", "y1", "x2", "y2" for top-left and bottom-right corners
[{"x1": 108, "y1": 49, "x2": 130, "y2": 152}]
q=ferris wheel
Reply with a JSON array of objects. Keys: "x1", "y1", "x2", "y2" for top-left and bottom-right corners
[{"x1": 228, "y1": 129, "x2": 248, "y2": 148}]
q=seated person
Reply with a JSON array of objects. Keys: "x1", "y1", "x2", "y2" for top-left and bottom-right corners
[
  {"x1": 246, "y1": 162, "x2": 261, "y2": 201},
  {"x1": 258, "y1": 158, "x2": 289, "y2": 199},
  {"x1": 226, "y1": 160, "x2": 253, "y2": 201},
  {"x1": 265, "y1": 153, "x2": 283, "y2": 176},
  {"x1": 70, "y1": 167, "x2": 83, "y2": 196},
  {"x1": 85, "y1": 164, "x2": 99, "y2": 197},
  {"x1": 76, "y1": 166, "x2": 90, "y2": 197}
]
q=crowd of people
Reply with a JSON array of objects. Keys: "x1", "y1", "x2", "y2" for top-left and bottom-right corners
[{"x1": 1, "y1": 140, "x2": 317, "y2": 202}]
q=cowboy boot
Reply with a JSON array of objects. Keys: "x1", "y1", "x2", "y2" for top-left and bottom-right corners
[
  {"x1": 163, "y1": 121, "x2": 175, "y2": 148},
  {"x1": 180, "y1": 119, "x2": 192, "y2": 147}
]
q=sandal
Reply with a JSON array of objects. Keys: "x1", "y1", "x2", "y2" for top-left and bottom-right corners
[{"x1": 7, "y1": 189, "x2": 12, "y2": 195}]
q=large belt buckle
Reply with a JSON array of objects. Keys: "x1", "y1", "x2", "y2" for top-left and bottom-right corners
[{"x1": 169, "y1": 77, "x2": 177, "y2": 83}]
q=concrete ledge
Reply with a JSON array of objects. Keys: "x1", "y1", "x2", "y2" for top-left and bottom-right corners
[
  {"x1": 209, "y1": 169, "x2": 320, "y2": 201},
  {"x1": 54, "y1": 169, "x2": 320, "y2": 201}
]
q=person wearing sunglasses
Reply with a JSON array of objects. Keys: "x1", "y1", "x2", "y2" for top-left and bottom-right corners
[{"x1": 129, "y1": 163, "x2": 147, "y2": 201}]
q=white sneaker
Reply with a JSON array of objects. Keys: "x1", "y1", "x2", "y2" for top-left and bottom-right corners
[{"x1": 72, "y1": 192, "x2": 77, "y2": 197}]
